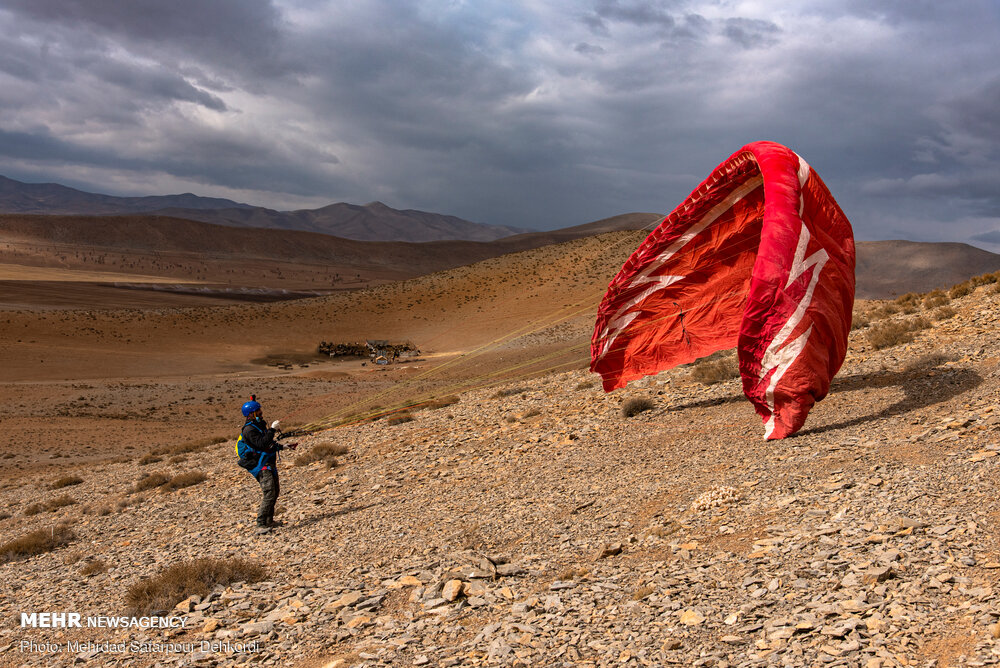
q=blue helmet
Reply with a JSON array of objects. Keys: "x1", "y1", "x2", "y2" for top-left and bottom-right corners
[{"x1": 241, "y1": 397, "x2": 262, "y2": 417}]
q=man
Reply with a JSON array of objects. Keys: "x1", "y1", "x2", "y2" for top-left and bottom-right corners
[{"x1": 236, "y1": 395, "x2": 294, "y2": 534}]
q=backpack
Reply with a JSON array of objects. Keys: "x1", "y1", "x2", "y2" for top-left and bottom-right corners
[{"x1": 236, "y1": 421, "x2": 269, "y2": 476}]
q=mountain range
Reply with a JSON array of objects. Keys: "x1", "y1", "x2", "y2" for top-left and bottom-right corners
[{"x1": 0, "y1": 175, "x2": 530, "y2": 242}]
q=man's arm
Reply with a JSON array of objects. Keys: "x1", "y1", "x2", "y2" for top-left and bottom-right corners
[{"x1": 242, "y1": 425, "x2": 282, "y2": 454}]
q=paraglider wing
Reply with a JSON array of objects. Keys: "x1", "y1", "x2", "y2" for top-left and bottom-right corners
[{"x1": 590, "y1": 141, "x2": 855, "y2": 439}]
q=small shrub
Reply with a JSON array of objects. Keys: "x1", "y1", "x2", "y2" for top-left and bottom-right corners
[
  {"x1": 0, "y1": 525, "x2": 75, "y2": 563},
  {"x1": 133, "y1": 472, "x2": 170, "y2": 493},
  {"x1": 851, "y1": 312, "x2": 871, "y2": 330},
  {"x1": 949, "y1": 281, "x2": 972, "y2": 299},
  {"x1": 575, "y1": 381, "x2": 595, "y2": 390},
  {"x1": 923, "y1": 290, "x2": 949, "y2": 309},
  {"x1": 125, "y1": 557, "x2": 266, "y2": 615},
  {"x1": 558, "y1": 567, "x2": 589, "y2": 581},
  {"x1": 168, "y1": 455, "x2": 186, "y2": 464},
  {"x1": 23, "y1": 503, "x2": 45, "y2": 516},
  {"x1": 51, "y1": 476, "x2": 83, "y2": 489},
  {"x1": 866, "y1": 317, "x2": 930, "y2": 350},
  {"x1": 622, "y1": 397, "x2": 655, "y2": 418},
  {"x1": 151, "y1": 436, "x2": 227, "y2": 457},
  {"x1": 971, "y1": 271, "x2": 1000, "y2": 286},
  {"x1": 45, "y1": 495, "x2": 76, "y2": 511},
  {"x1": 522, "y1": 408, "x2": 542, "y2": 418},
  {"x1": 138, "y1": 454, "x2": 163, "y2": 466},
  {"x1": 162, "y1": 472, "x2": 207, "y2": 491},
  {"x1": 493, "y1": 387, "x2": 526, "y2": 399},
  {"x1": 866, "y1": 321, "x2": 913, "y2": 350},
  {"x1": 904, "y1": 353, "x2": 952, "y2": 372},
  {"x1": 295, "y1": 443, "x2": 348, "y2": 468},
  {"x1": 425, "y1": 396, "x2": 459, "y2": 410},
  {"x1": 80, "y1": 559, "x2": 107, "y2": 576},
  {"x1": 386, "y1": 413, "x2": 414, "y2": 426},
  {"x1": 870, "y1": 303, "x2": 900, "y2": 319},
  {"x1": 633, "y1": 585, "x2": 656, "y2": 601},
  {"x1": 895, "y1": 292, "x2": 921, "y2": 306},
  {"x1": 645, "y1": 523, "x2": 679, "y2": 538},
  {"x1": 691, "y1": 357, "x2": 739, "y2": 385},
  {"x1": 933, "y1": 306, "x2": 957, "y2": 320}
]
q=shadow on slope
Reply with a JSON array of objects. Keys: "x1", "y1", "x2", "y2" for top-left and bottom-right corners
[
  {"x1": 665, "y1": 359, "x2": 982, "y2": 437},
  {"x1": 798, "y1": 364, "x2": 982, "y2": 437}
]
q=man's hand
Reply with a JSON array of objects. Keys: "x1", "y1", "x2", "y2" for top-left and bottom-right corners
[
  {"x1": 286, "y1": 442, "x2": 298, "y2": 450},
  {"x1": 271, "y1": 420, "x2": 281, "y2": 429}
]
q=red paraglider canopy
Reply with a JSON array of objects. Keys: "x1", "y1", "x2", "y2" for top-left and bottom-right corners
[{"x1": 591, "y1": 141, "x2": 855, "y2": 439}]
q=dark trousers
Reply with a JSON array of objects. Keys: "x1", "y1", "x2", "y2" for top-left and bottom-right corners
[{"x1": 256, "y1": 467, "x2": 279, "y2": 527}]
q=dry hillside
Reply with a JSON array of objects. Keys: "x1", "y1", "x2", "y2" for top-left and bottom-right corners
[
  {"x1": 2, "y1": 270, "x2": 1000, "y2": 667},
  {"x1": 4, "y1": 214, "x2": 999, "y2": 306}
]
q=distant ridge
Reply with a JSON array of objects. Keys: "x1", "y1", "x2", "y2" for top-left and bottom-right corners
[
  {"x1": 0, "y1": 175, "x2": 530, "y2": 242},
  {"x1": 0, "y1": 175, "x2": 250, "y2": 214},
  {"x1": 2, "y1": 213, "x2": 999, "y2": 299}
]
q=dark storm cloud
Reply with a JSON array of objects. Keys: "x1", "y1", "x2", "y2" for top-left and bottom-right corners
[
  {"x1": 721, "y1": 18, "x2": 781, "y2": 49},
  {"x1": 592, "y1": 0, "x2": 678, "y2": 31},
  {"x1": 2, "y1": 0, "x2": 290, "y2": 80},
  {"x1": 0, "y1": 0, "x2": 997, "y2": 246},
  {"x1": 972, "y1": 230, "x2": 1000, "y2": 244}
]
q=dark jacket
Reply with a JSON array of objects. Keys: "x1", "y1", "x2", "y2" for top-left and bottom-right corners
[{"x1": 239, "y1": 419, "x2": 283, "y2": 473}]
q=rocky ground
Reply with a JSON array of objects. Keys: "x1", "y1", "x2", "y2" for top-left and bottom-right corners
[{"x1": 2, "y1": 282, "x2": 1000, "y2": 668}]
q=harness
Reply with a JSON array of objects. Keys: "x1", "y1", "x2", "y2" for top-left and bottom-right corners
[{"x1": 236, "y1": 421, "x2": 272, "y2": 477}]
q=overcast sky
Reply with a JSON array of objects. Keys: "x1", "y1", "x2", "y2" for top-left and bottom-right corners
[{"x1": 1, "y1": 1, "x2": 998, "y2": 247}]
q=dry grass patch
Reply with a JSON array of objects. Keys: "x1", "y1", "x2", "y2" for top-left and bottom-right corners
[
  {"x1": 949, "y1": 281, "x2": 972, "y2": 299},
  {"x1": 894, "y1": 292, "x2": 921, "y2": 313},
  {"x1": 45, "y1": 495, "x2": 76, "y2": 510},
  {"x1": 558, "y1": 567, "x2": 589, "y2": 581},
  {"x1": 425, "y1": 396, "x2": 459, "y2": 410},
  {"x1": 575, "y1": 380, "x2": 595, "y2": 390},
  {"x1": 622, "y1": 397, "x2": 655, "y2": 418},
  {"x1": 493, "y1": 387, "x2": 527, "y2": 399},
  {"x1": 25, "y1": 495, "x2": 77, "y2": 515},
  {"x1": 80, "y1": 559, "x2": 107, "y2": 576},
  {"x1": 869, "y1": 302, "x2": 900, "y2": 319},
  {"x1": 904, "y1": 353, "x2": 953, "y2": 372},
  {"x1": 866, "y1": 317, "x2": 931, "y2": 350},
  {"x1": 386, "y1": 413, "x2": 414, "y2": 426},
  {"x1": 0, "y1": 525, "x2": 75, "y2": 563},
  {"x1": 23, "y1": 503, "x2": 44, "y2": 516},
  {"x1": 923, "y1": 290, "x2": 949, "y2": 309},
  {"x1": 125, "y1": 557, "x2": 266, "y2": 615},
  {"x1": 138, "y1": 454, "x2": 163, "y2": 466},
  {"x1": 633, "y1": 584, "x2": 656, "y2": 601},
  {"x1": 691, "y1": 357, "x2": 739, "y2": 385},
  {"x1": 133, "y1": 472, "x2": 170, "y2": 493},
  {"x1": 162, "y1": 472, "x2": 207, "y2": 491},
  {"x1": 151, "y1": 436, "x2": 228, "y2": 457},
  {"x1": 295, "y1": 443, "x2": 348, "y2": 468},
  {"x1": 934, "y1": 306, "x2": 957, "y2": 320},
  {"x1": 51, "y1": 476, "x2": 83, "y2": 489}
]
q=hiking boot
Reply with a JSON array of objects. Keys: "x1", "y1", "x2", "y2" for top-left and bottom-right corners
[{"x1": 255, "y1": 526, "x2": 271, "y2": 535}]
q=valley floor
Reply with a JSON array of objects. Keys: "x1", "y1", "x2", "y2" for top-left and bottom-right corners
[{"x1": 2, "y1": 285, "x2": 1000, "y2": 667}]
